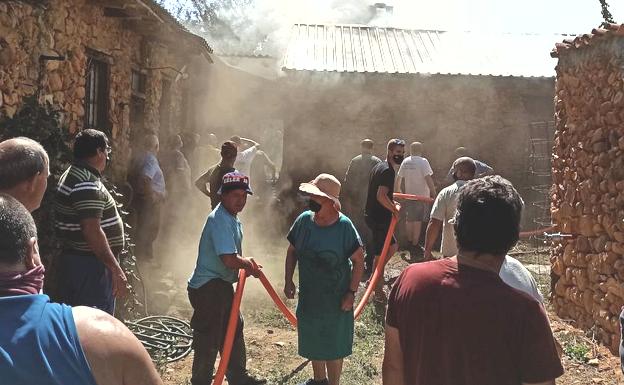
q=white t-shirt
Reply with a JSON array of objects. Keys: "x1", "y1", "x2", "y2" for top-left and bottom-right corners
[
  {"x1": 397, "y1": 156, "x2": 433, "y2": 197},
  {"x1": 430, "y1": 180, "x2": 466, "y2": 257},
  {"x1": 500, "y1": 255, "x2": 544, "y2": 303},
  {"x1": 234, "y1": 145, "x2": 258, "y2": 176}
]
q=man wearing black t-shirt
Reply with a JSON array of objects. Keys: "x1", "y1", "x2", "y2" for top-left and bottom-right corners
[{"x1": 365, "y1": 138, "x2": 405, "y2": 297}]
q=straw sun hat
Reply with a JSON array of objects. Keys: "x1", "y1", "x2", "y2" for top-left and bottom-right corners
[{"x1": 299, "y1": 173, "x2": 342, "y2": 211}]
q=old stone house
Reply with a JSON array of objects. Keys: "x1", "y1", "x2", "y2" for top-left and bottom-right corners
[
  {"x1": 0, "y1": 0, "x2": 213, "y2": 178},
  {"x1": 278, "y1": 24, "x2": 561, "y2": 195},
  {"x1": 550, "y1": 23, "x2": 624, "y2": 354}
]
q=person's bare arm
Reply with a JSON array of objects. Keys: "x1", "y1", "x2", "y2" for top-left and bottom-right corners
[
  {"x1": 341, "y1": 246, "x2": 364, "y2": 311},
  {"x1": 423, "y1": 218, "x2": 443, "y2": 260},
  {"x1": 522, "y1": 381, "x2": 555, "y2": 385},
  {"x1": 258, "y1": 151, "x2": 277, "y2": 178},
  {"x1": 73, "y1": 306, "x2": 163, "y2": 385},
  {"x1": 240, "y1": 137, "x2": 259, "y2": 147},
  {"x1": 284, "y1": 244, "x2": 297, "y2": 299},
  {"x1": 394, "y1": 175, "x2": 404, "y2": 194},
  {"x1": 220, "y1": 253, "x2": 262, "y2": 277},
  {"x1": 80, "y1": 218, "x2": 128, "y2": 297},
  {"x1": 194, "y1": 170, "x2": 211, "y2": 197},
  {"x1": 383, "y1": 325, "x2": 405, "y2": 385},
  {"x1": 377, "y1": 186, "x2": 399, "y2": 217},
  {"x1": 425, "y1": 175, "x2": 436, "y2": 198}
]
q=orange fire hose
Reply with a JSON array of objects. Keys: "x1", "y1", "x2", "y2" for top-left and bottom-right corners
[
  {"x1": 212, "y1": 201, "x2": 403, "y2": 385},
  {"x1": 212, "y1": 270, "x2": 247, "y2": 385},
  {"x1": 393, "y1": 192, "x2": 435, "y2": 204},
  {"x1": 354, "y1": 206, "x2": 399, "y2": 319},
  {"x1": 258, "y1": 271, "x2": 298, "y2": 327}
]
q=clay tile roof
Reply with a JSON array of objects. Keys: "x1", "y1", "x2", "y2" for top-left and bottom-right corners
[{"x1": 551, "y1": 24, "x2": 624, "y2": 58}]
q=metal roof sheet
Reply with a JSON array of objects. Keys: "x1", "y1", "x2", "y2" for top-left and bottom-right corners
[{"x1": 282, "y1": 24, "x2": 566, "y2": 77}]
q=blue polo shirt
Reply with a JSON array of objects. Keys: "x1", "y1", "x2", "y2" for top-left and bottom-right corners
[{"x1": 188, "y1": 203, "x2": 242, "y2": 288}]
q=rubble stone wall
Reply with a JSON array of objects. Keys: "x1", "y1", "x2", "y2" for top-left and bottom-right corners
[
  {"x1": 281, "y1": 73, "x2": 554, "y2": 195},
  {"x1": 0, "y1": 0, "x2": 193, "y2": 179},
  {"x1": 551, "y1": 36, "x2": 624, "y2": 354}
]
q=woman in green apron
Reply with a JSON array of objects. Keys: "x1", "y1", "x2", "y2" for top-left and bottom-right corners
[{"x1": 284, "y1": 173, "x2": 365, "y2": 385}]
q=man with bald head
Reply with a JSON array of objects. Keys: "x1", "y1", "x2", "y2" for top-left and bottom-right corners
[
  {"x1": 343, "y1": 139, "x2": 381, "y2": 276},
  {"x1": 424, "y1": 157, "x2": 476, "y2": 260},
  {"x1": 0, "y1": 137, "x2": 49, "y2": 212},
  {"x1": 445, "y1": 147, "x2": 493, "y2": 183},
  {"x1": 396, "y1": 141, "x2": 436, "y2": 258}
]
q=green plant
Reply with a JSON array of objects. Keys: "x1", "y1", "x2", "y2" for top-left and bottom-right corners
[{"x1": 562, "y1": 336, "x2": 591, "y2": 363}]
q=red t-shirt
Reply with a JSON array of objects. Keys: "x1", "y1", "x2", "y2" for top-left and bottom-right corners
[{"x1": 386, "y1": 258, "x2": 563, "y2": 385}]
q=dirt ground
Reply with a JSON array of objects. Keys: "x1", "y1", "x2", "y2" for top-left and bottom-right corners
[{"x1": 156, "y1": 251, "x2": 624, "y2": 385}]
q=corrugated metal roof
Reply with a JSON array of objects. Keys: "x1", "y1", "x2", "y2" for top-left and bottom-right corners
[{"x1": 282, "y1": 24, "x2": 566, "y2": 77}]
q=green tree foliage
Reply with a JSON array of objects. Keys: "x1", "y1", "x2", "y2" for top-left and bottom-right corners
[{"x1": 599, "y1": 0, "x2": 615, "y2": 26}]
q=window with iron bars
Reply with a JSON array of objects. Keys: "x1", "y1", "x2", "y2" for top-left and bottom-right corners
[{"x1": 84, "y1": 54, "x2": 110, "y2": 131}]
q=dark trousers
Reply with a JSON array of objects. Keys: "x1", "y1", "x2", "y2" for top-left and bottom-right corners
[
  {"x1": 56, "y1": 254, "x2": 115, "y2": 315},
  {"x1": 187, "y1": 279, "x2": 248, "y2": 385},
  {"x1": 350, "y1": 206, "x2": 375, "y2": 273},
  {"x1": 134, "y1": 197, "x2": 161, "y2": 260},
  {"x1": 620, "y1": 308, "x2": 624, "y2": 374}
]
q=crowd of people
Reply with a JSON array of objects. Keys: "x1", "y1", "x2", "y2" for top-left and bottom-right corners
[{"x1": 1, "y1": 130, "x2": 623, "y2": 385}]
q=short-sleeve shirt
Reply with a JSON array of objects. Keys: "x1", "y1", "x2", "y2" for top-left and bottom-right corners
[
  {"x1": 386, "y1": 258, "x2": 564, "y2": 385},
  {"x1": 188, "y1": 203, "x2": 242, "y2": 288},
  {"x1": 500, "y1": 255, "x2": 544, "y2": 303},
  {"x1": 141, "y1": 153, "x2": 166, "y2": 195},
  {"x1": 430, "y1": 180, "x2": 466, "y2": 257},
  {"x1": 54, "y1": 163, "x2": 125, "y2": 256},
  {"x1": 397, "y1": 155, "x2": 433, "y2": 197},
  {"x1": 234, "y1": 145, "x2": 258, "y2": 176},
  {"x1": 197, "y1": 163, "x2": 236, "y2": 209},
  {"x1": 365, "y1": 161, "x2": 395, "y2": 224},
  {"x1": 343, "y1": 154, "x2": 381, "y2": 209}
]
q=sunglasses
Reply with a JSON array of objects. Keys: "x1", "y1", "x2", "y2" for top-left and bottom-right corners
[{"x1": 390, "y1": 139, "x2": 405, "y2": 146}]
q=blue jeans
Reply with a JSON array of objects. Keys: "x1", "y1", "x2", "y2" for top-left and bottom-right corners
[{"x1": 56, "y1": 254, "x2": 115, "y2": 315}]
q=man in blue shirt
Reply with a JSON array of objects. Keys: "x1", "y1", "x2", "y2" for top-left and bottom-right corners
[
  {"x1": 187, "y1": 172, "x2": 265, "y2": 385},
  {"x1": 131, "y1": 134, "x2": 166, "y2": 262},
  {"x1": 0, "y1": 194, "x2": 162, "y2": 385}
]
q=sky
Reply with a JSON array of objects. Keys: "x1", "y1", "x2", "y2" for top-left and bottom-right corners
[{"x1": 163, "y1": 0, "x2": 624, "y2": 35}]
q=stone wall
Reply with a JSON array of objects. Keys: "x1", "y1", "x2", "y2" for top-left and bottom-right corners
[
  {"x1": 280, "y1": 73, "x2": 554, "y2": 195},
  {"x1": 0, "y1": 0, "x2": 202, "y2": 180},
  {"x1": 550, "y1": 33, "x2": 624, "y2": 354}
]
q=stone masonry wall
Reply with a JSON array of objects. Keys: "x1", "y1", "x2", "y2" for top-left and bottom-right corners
[
  {"x1": 551, "y1": 36, "x2": 624, "y2": 354},
  {"x1": 0, "y1": 0, "x2": 194, "y2": 180}
]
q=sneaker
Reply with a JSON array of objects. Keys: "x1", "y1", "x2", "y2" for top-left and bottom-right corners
[{"x1": 299, "y1": 379, "x2": 329, "y2": 385}]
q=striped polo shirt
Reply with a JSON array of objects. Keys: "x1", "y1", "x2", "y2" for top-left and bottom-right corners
[{"x1": 54, "y1": 162, "x2": 124, "y2": 256}]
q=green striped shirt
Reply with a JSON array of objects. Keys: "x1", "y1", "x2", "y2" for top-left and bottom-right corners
[{"x1": 54, "y1": 162, "x2": 125, "y2": 256}]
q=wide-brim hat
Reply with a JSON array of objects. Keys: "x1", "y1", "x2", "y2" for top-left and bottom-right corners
[
  {"x1": 299, "y1": 173, "x2": 341, "y2": 211},
  {"x1": 218, "y1": 171, "x2": 253, "y2": 195}
]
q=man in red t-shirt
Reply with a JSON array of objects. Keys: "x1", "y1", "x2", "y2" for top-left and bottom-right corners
[{"x1": 383, "y1": 176, "x2": 563, "y2": 385}]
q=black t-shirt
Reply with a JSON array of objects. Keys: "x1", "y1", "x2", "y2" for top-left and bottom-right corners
[{"x1": 365, "y1": 160, "x2": 395, "y2": 224}]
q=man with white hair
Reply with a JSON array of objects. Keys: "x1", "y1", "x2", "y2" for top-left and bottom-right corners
[
  {"x1": 0, "y1": 137, "x2": 49, "y2": 212},
  {"x1": 131, "y1": 134, "x2": 166, "y2": 263}
]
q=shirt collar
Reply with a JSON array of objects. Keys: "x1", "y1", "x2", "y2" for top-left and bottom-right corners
[
  {"x1": 73, "y1": 161, "x2": 101, "y2": 177},
  {"x1": 216, "y1": 203, "x2": 240, "y2": 223}
]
